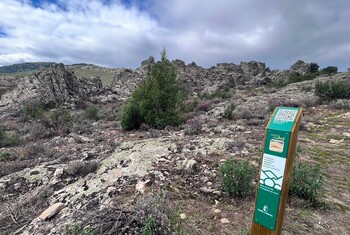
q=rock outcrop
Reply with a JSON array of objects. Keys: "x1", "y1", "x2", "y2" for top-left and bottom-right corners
[
  {"x1": 0, "y1": 64, "x2": 103, "y2": 114},
  {"x1": 110, "y1": 58, "x2": 272, "y2": 98}
]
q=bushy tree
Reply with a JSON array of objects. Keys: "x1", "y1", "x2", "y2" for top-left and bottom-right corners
[
  {"x1": 321, "y1": 66, "x2": 338, "y2": 74},
  {"x1": 310, "y1": 63, "x2": 319, "y2": 73},
  {"x1": 120, "y1": 49, "x2": 186, "y2": 130}
]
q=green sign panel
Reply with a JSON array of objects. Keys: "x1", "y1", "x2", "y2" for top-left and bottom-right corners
[{"x1": 254, "y1": 107, "x2": 300, "y2": 230}]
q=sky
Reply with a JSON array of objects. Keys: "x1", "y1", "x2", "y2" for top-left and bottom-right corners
[{"x1": 0, "y1": 0, "x2": 349, "y2": 70}]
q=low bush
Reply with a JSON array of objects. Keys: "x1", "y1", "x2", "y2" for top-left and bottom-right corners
[
  {"x1": 315, "y1": 80, "x2": 350, "y2": 102},
  {"x1": 84, "y1": 106, "x2": 99, "y2": 121},
  {"x1": 21, "y1": 101, "x2": 44, "y2": 120},
  {"x1": 0, "y1": 128, "x2": 21, "y2": 147},
  {"x1": 42, "y1": 109, "x2": 73, "y2": 136},
  {"x1": 120, "y1": 101, "x2": 143, "y2": 130},
  {"x1": 289, "y1": 72, "x2": 317, "y2": 84},
  {"x1": 219, "y1": 159, "x2": 256, "y2": 197},
  {"x1": 330, "y1": 99, "x2": 350, "y2": 109},
  {"x1": 184, "y1": 116, "x2": 204, "y2": 135},
  {"x1": 223, "y1": 103, "x2": 236, "y2": 119},
  {"x1": 196, "y1": 101, "x2": 211, "y2": 112},
  {"x1": 65, "y1": 161, "x2": 99, "y2": 178},
  {"x1": 200, "y1": 87, "x2": 231, "y2": 100},
  {"x1": 290, "y1": 161, "x2": 324, "y2": 203}
]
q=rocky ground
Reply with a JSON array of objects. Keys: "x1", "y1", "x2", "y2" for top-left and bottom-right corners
[{"x1": 0, "y1": 61, "x2": 349, "y2": 235}]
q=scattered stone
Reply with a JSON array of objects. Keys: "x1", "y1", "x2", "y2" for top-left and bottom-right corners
[
  {"x1": 180, "y1": 213, "x2": 187, "y2": 220},
  {"x1": 329, "y1": 139, "x2": 344, "y2": 144},
  {"x1": 54, "y1": 168, "x2": 64, "y2": 178},
  {"x1": 39, "y1": 203, "x2": 65, "y2": 220},
  {"x1": 213, "y1": 208, "x2": 221, "y2": 214},
  {"x1": 135, "y1": 180, "x2": 150, "y2": 194},
  {"x1": 221, "y1": 218, "x2": 230, "y2": 224}
]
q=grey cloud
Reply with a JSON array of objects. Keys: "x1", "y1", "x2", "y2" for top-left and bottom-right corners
[{"x1": 0, "y1": 0, "x2": 349, "y2": 70}]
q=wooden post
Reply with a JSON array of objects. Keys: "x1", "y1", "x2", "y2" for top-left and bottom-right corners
[{"x1": 251, "y1": 107, "x2": 302, "y2": 235}]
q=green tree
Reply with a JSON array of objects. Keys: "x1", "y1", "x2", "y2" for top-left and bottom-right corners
[
  {"x1": 310, "y1": 63, "x2": 319, "y2": 73},
  {"x1": 120, "y1": 49, "x2": 186, "y2": 130}
]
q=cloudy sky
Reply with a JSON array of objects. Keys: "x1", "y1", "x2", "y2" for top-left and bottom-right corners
[{"x1": 0, "y1": 0, "x2": 349, "y2": 70}]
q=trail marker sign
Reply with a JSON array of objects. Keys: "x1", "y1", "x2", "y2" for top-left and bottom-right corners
[{"x1": 251, "y1": 107, "x2": 302, "y2": 235}]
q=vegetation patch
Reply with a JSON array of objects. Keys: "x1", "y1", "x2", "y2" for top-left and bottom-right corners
[
  {"x1": 315, "y1": 80, "x2": 350, "y2": 102},
  {"x1": 219, "y1": 159, "x2": 256, "y2": 197},
  {"x1": 120, "y1": 49, "x2": 186, "y2": 130},
  {"x1": 290, "y1": 161, "x2": 325, "y2": 204}
]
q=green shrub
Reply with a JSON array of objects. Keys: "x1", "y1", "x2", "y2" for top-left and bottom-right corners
[
  {"x1": 0, "y1": 127, "x2": 21, "y2": 147},
  {"x1": 219, "y1": 159, "x2": 256, "y2": 197},
  {"x1": 321, "y1": 66, "x2": 338, "y2": 74},
  {"x1": 120, "y1": 49, "x2": 186, "y2": 130},
  {"x1": 21, "y1": 102, "x2": 44, "y2": 120},
  {"x1": 289, "y1": 72, "x2": 317, "y2": 84},
  {"x1": 84, "y1": 106, "x2": 99, "y2": 121},
  {"x1": 310, "y1": 63, "x2": 319, "y2": 73},
  {"x1": 223, "y1": 103, "x2": 236, "y2": 119},
  {"x1": 290, "y1": 161, "x2": 324, "y2": 203},
  {"x1": 315, "y1": 80, "x2": 350, "y2": 102},
  {"x1": 42, "y1": 109, "x2": 73, "y2": 135},
  {"x1": 141, "y1": 217, "x2": 157, "y2": 235},
  {"x1": 120, "y1": 101, "x2": 143, "y2": 130},
  {"x1": 200, "y1": 87, "x2": 231, "y2": 100},
  {"x1": 65, "y1": 224, "x2": 97, "y2": 235}
]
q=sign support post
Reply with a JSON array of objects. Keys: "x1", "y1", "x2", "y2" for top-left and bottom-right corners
[{"x1": 251, "y1": 107, "x2": 302, "y2": 235}]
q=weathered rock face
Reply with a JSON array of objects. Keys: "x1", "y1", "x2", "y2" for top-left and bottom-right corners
[
  {"x1": 290, "y1": 60, "x2": 311, "y2": 75},
  {"x1": 0, "y1": 64, "x2": 103, "y2": 114},
  {"x1": 110, "y1": 58, "x2": 272, "y2": 98}
]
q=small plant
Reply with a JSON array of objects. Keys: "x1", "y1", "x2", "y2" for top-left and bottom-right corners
[
  {"x1": 184, "y1": 116, "x2": 204, "y2": 135},
  {"x1": 0, "y1": 128, "x2": 21, "y2": 147},
  {"x1": 315, "y1": 80, "x2": 350, "y2": 102},
  {"x1": 223, "y1": 103, "x2": 236, "y2": 119},
  {"x1": 219, "y1": 159, "x2": 256, "y2": 197},
  {"x1": 141, "y1": 217, "x2": 157, "y2": 235},
  {"x1": 200, "y1": 87, "x2": 231, "y2": 100},
  {"x1": 0, "y1": 151, "x2": 15, "y2": 162},
  {"x1": 42, "y1": 109, "x2": 73, "y2": 135},
  {"x1": 290, "y1": 161, "x2": 324, "y2": 203},
  {"x1": 84, "y1": 105, "x2": 99, "y2": 121},
  {"x1": 65, "y1": 161, "x2": 99, "y2": 178},
  {"x1": 21, "y1": 101, "x2": 44, "y2": 120},
  {"x1": 196, "y1": 101, "x2": 211, "y2": 112},
  {"x1": 65, "y1": 224, "x2": 97, "y2": 235}
]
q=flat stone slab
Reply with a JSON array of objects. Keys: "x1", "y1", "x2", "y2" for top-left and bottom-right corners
[{"x1": 38, "y1": 203, "x2": 64, "y2": 220}]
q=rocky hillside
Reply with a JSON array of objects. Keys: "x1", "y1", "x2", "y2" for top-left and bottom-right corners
[{"x1": 0, "y1": 60, "x2": 349, "y2": 235}]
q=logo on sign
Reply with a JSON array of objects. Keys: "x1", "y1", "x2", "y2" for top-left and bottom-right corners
[{"x1": 263, "y1": 205, "x2": 268, "y2": 212}]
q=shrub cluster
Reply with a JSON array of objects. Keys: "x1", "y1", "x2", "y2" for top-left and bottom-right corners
[
  {"x1": 321, "y1": 66, "x2": 338, "y2": 74},
  {"x1": 290, "y1": 161, "x2": 324, "y2": 203},
  {"x1": 42, "y1": 109, "x2": 73, "y2": 136},
  {"x1": 184, "y1": 116, "x2": 204, "y2": 135},
  {"x1": 223, "y1": 103, "x2": 236, "y2": 119},
  {"x1": 200, "y1": 86, "x2": 231, "y2": 100},
  {"x1": 315, "y1": 80, "x2": 350, "y2": 102},
  {"x1": 0, "y1": 128, "x2": 21, "y2": 147},
  {"x1": 219, "y1": 159, "x2": 256, "y2": 197},
  {"x1": 120, "y1": 49, "x2": 186, "y2": 130},
  {"x1": 84, "y1": 105, "x2": 99, "y2": 121}
]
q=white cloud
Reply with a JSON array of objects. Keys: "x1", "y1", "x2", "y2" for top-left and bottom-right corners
[{"x1": 0, "y1": 0, "x2": 349, "y2": 70}]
